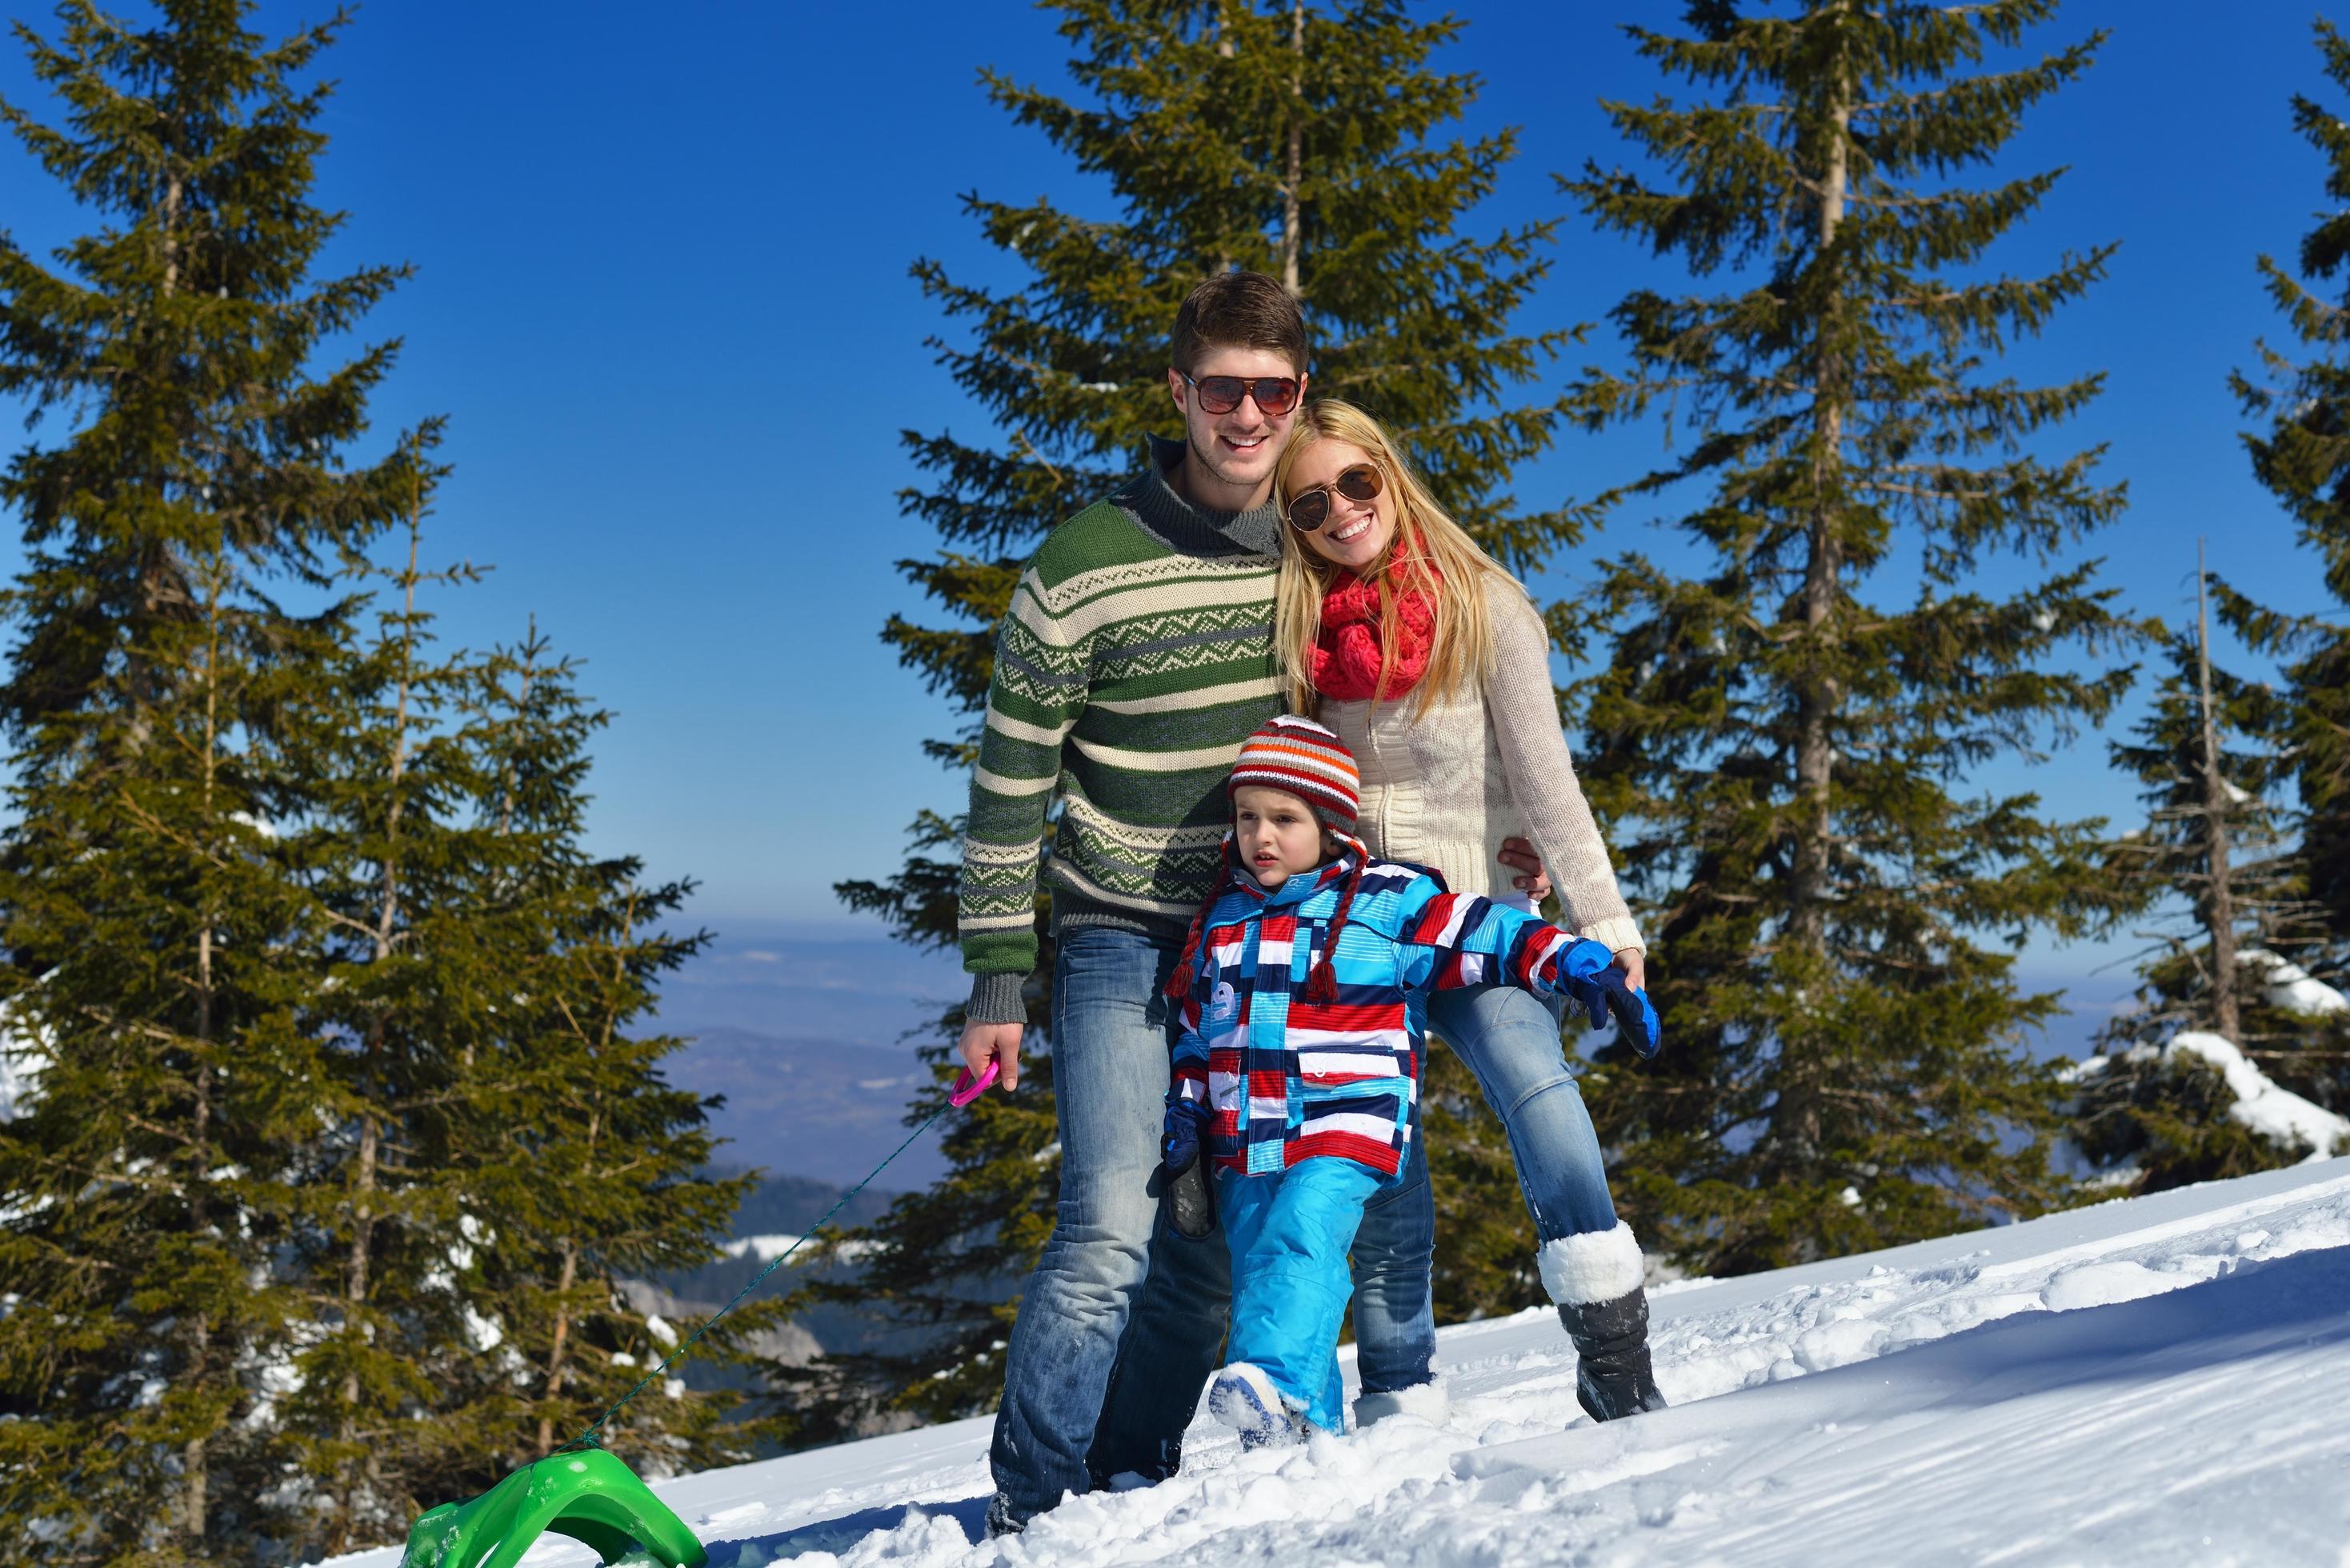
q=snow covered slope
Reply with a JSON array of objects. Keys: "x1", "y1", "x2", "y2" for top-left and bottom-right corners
[{"x1": 320, "y1": 1158, "x2": 2350, "y2": 1567}]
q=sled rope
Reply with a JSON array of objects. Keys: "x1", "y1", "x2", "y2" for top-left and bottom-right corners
[{"x1": 554, "y1": 1063, "x2": 993, "y2": 1455}]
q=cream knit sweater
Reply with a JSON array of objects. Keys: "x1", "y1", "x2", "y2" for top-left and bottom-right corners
[{"x1": 1319, "y1": 574, "x2": 1644, "y2": 955}]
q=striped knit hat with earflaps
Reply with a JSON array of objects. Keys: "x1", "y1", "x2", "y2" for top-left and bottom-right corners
[
  {"x1": 1167, "y1": 715, "x2": 1367, "y2": 1004},
  {"x1": 1228, "y1": 713, "x2": 1360, "y2": 834}
]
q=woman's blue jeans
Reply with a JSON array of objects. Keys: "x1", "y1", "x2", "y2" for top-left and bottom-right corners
[{"x1": 1337, "y1": 984, "x2": 1620, "y2": 1397}]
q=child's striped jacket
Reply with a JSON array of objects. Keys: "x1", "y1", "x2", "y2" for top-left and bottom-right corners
[{"x1": 1168, "y1": 850, "x2": 1615, "y2": 1178}]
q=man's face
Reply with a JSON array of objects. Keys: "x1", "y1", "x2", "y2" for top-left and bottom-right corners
[{"x1": 1166, "y1": 345, "x2": 1306, "y2": 500}]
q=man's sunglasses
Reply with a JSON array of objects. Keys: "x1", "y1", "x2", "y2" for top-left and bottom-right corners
[
  {"x1": 1283, "y1": 462, "x2": 1383, "y2": 531},
  {"x1": 1181, "y1": 371, "x2": 1302, "y2": 417}
]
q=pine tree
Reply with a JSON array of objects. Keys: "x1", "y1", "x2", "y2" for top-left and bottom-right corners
[
  {"x1": 259, "y1": 438, "x2": 555, "y2": 1555},
  {"x1": 1563, "y1": 0, "x2": 2146, "y2": 1275},
  {"x1": 2100, "y1": 554, "x2": 2309, "y2": 1048},
  {"x1": 2068, "y1": 549, "x2": 2324, "y2": 1192},
  {"x1": 0, "y1": 4, "x2": 414, "y2": 1560},
  {"x1": 2222, "y1": 14, "x2": 2350, "y2": 1126},
  {"x1": 816, "y1": 0, "x2": 1587, "y2": 1425},
  {"x1": 448, "y1": 629, "x2": 779, "y2": 1486},
  {"x1": 0, "y1": 0, "x2": 410, "y2": 737},
  {"x1": 0, "y1": 534, "x2": 346, "y2": 1566}
]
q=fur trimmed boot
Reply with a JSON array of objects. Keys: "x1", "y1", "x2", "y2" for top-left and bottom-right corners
[
  {"x1": 1538, "y1": 1222, "x2": 1667, "y2": 1423},
  {"x1": 1351, "y1": 1376, "x2": 1448, "y2": 1430}
]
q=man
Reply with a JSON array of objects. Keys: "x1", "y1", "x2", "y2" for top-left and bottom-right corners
[{"x1": 957, "y1": 271, "x2": 1548, "y2": 1534}]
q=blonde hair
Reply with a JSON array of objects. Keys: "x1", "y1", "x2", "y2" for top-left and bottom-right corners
[{"x1": 1271, "y1": 399, "x2": 1511, "y2": 717}]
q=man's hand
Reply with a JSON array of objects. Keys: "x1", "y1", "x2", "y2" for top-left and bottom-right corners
[
  {"x1": 959, "y1": 1020, "x2": 1023, "y2": 1094},
  {"x1": 1498, "y1": 835, "x2": 1551, "y2": 902},
  {"x1": 1613, "y1": 947, "x2": 1647, "y2": 994}
]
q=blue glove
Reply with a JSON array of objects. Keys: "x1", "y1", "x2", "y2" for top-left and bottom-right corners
[
  {"x1": 1161, "y1": 1098, "x2": 1215, "y2": 1239},
  {"x1": 1163, "y1": 1096, "x2": 1205, "y2": 1172},
  {"x1": 1555, "y1": 942, "x2": 1662, "y2": 1059}
]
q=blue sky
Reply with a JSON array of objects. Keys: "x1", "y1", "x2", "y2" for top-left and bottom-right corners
[{"x1": 0, "y1": 0, "x2": 2340, "y2": 1016}]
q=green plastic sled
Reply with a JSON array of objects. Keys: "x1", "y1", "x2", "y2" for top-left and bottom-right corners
[{"x1": 400, "y1": 1448, "x2": 707, "y2": 1568}]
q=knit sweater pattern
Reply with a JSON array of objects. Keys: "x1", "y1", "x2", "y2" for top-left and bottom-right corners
[{"x1": 959, "y1": 437, "x2": 1285, "y2": 1022}]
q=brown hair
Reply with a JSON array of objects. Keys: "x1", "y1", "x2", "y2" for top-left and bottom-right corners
[
  {"x1": 1271, "y1": 399, "x2": 1512, "y2": 719},
  {"x1": 1171, "y1": 270, "x2": 1310, "y2": 378}
]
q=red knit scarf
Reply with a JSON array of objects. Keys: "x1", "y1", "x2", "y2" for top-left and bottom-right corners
[{"x1": 1311, "y1": 558, "x2": 1439, "y2": 702}]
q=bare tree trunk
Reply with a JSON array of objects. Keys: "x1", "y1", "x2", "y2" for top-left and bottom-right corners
[
  {"x1": 535, "y1": 1235, "x2": 583, "y2": 1455},
  {"x1": 182, "y1": 1069, "x2": 212, "y2": 1546},
  {"x1": 2196, "y1": 539, "x2": 2241, "y2": 1039},
  {"x1": 181, "y1": 567, "x2": 223, "y2": 1547},
  {"x1": 1791, "y1": 91, "x2": 1851, "y2": 948},
  {"x1": 1212, "y1": 6, "x2": 1238, "y2": 274},
  {"x1": 336, "y1": 475, "x2": 423, "y2": 1540},
  {"x1": 1281, "y1": 0, "x2": 1303, "y2": 294},
  {"x1": 162, "y1": 174, "x2": 183, "y2": 296},
  {"x1": 1780, "y1": 36, "x2": 1852, "y2": 1160}
]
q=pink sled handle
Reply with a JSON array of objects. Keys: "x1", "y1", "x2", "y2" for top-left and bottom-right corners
[{"x1": 949, "y1": 1060, "x2": 999, "y2": 1107}]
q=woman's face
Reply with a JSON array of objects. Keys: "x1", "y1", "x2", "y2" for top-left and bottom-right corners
[{"x1": 1284, "y1": 438, "x2": 1395, "y2": 574}]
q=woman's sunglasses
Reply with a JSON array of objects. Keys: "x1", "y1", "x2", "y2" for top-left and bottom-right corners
[
  {"x1": 1182, "y1": 372, "x2": 1302, "y2": 417},
  {"x1": 1283, "y1": 463, "x2": 1384, "y2": 532}
]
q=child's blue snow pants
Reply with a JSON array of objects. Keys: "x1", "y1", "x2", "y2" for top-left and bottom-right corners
[{"x1": 1215, "y1": 1158, "x2": 1388, "y2": 1433}]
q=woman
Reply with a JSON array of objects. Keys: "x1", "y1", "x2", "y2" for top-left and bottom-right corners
[{"x1": 1270, "y1": 398, "x2": 1667, "y2": 1425}]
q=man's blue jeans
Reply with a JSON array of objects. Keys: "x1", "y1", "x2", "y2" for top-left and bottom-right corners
[{"x1": 987, "y1": 924, "x2": 1227, "y2": 1524}]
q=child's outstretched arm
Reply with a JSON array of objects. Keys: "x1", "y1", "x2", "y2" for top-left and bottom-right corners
[{"x1": 1397, "y1": 882, "x2": 1661, "y2": 1058}]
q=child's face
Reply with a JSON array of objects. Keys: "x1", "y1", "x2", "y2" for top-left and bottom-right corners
[{"x1": 1232, "y1": 785, "x2": 1329, "y2": 889}]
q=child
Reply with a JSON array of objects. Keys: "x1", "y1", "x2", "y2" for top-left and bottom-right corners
[{"x1": 1159, "y1": 715, "x2": 1659, "y2": 1446}]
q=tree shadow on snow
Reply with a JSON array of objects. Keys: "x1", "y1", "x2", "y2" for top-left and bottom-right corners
[{"x1": 701, "y1": 1492, "x2": 991, "y2": 1564}]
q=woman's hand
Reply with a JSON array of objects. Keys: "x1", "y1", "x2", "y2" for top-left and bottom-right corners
[{"x1": 1612, "y1": 947, "x2": 1647, "y2": 994}]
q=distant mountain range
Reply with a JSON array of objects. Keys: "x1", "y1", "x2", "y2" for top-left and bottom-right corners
[
  {"x1": 649, "y1": 924, "x2": 2132, "y2": 1197},
  {"x1": 647, "y1": 1170, "x2": 907, "y2": 1376},
  {"x1": 655, "y1": 923, "x2": 970, "y2": 1189},
  {"x1": 666, "y1": 1024, "x2": 955, "y2": 1192}
]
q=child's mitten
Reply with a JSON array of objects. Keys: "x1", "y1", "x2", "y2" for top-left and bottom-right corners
[
  {"x1": 1560, "y1": 954, "x2": 1662, "y2": 1059},
  {"x1": 1161, "y1": 1098, "x2": 1215, "y2": 1240}
]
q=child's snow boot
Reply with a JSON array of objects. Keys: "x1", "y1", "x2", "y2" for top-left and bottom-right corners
[
  {"x1": 1207, "y1": 1363, "x2": 1305, "y2": 1450},
  {"x1": 1539, "y1": 1222, "x2": 1667, "y2": 1423}
]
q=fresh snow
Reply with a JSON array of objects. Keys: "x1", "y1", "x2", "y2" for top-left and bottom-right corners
[
  {"x1": 310, "y1": 1158, "x2": 2350, "y2": 1567},
  {"x1": 0, "y1": 1046, "x2": 30, "y2": 1125},
  {"x1": 0, "y1": 1002, "x2": 43, "y2": 1124},
  {"x1": 2240, "y1": 948, "x2": 2350, "y2": 1019},
  {"x1": 725, "y1": 1234, "x2": 879, "y2": 1264},
  {"x1": 2164, "y1": 1031, "x2": 2349, "y2": 1159}
]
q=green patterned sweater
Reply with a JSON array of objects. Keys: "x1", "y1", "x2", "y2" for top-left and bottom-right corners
[{"x1": 960, "y1": 436, "x2": 1284, "y2": 1024}]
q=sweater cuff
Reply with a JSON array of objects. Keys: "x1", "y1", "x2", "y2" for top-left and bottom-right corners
[
  {"x1": 1578, "y1": 914, "x2": 1646, "y2": 957},
  {"x1": 966, "y1": 970, "x2": 1031, "y2": 1026}
]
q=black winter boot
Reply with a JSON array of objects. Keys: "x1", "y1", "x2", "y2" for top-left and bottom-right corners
[
  {"x1": 1539, "y1": 1221, "x2": 1668, "y2": 1423},
  {"x1": 1555, "y1": 1286, "x2": 1668, "y2": 1422}
]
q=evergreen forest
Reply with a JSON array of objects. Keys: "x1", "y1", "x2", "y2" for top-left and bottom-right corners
[{"x1": 3, "y1": 2, "x2": 2349, "y2": 1562}]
